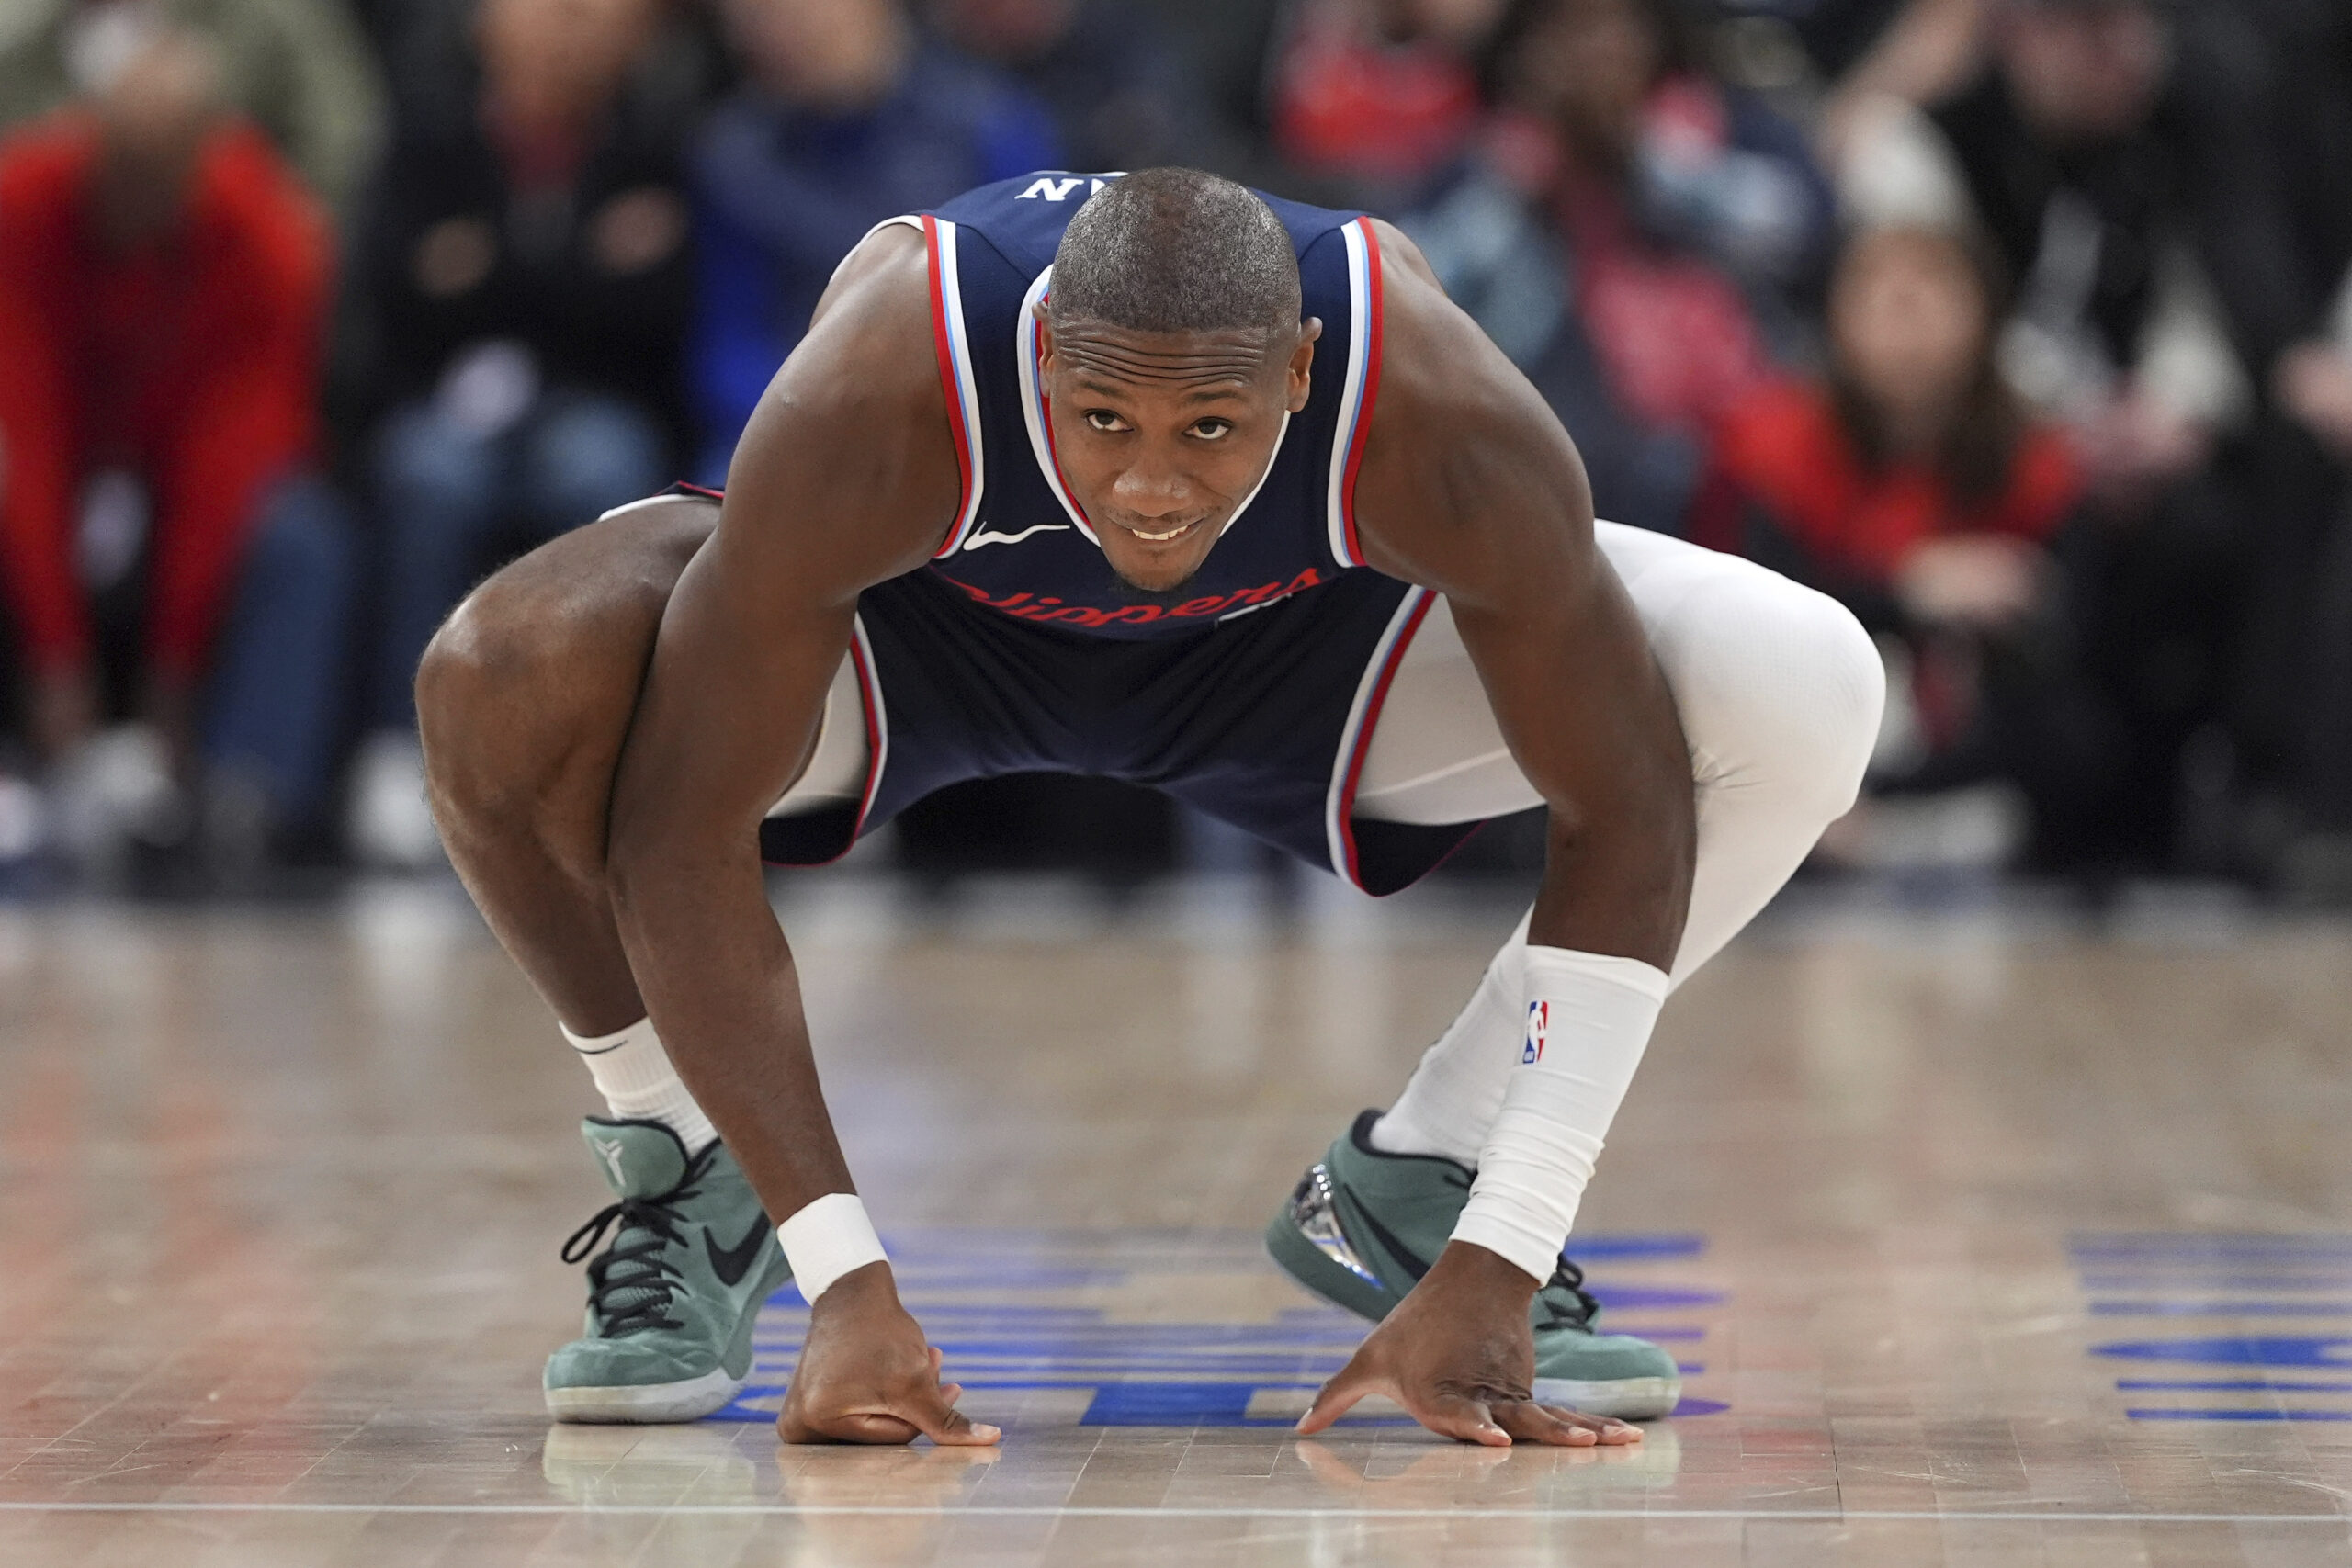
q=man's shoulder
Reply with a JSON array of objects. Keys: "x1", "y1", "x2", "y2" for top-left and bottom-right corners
[{"x1": 781, "y1": 220, "x2": 939, "y2": 404}]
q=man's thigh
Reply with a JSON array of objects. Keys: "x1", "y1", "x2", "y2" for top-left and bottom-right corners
[{"x1": 1353, "y1": 594, "x2": 1536, "y2": 826}]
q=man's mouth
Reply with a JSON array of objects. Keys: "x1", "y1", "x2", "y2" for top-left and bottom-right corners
[{"x1": 1121, "y1": 519, "x2": 1203, "y2": 544}]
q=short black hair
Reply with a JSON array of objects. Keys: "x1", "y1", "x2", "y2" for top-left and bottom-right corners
[{"x1": 1048, "y1": 167, "x2": 1302, "y2": 337}]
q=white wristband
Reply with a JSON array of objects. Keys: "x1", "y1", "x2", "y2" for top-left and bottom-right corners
[
  {"x1": 776, "y1": 1192, "x2": 888, "y2": 1303},
  {"x1": 1451, "y1": 946, "x2": 1670, "y2": 1283}
]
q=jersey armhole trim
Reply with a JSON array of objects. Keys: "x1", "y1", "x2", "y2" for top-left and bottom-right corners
[
  {"x1": 1326, "y1": 217, "x2": 1385, "y2": 571},
  {"x1": 1325, "y1": 585, "x2": 1436, "y2": 889},
  {"x1": 922, "y1": 215, "x2": 988, "y2": 558},
  {"x1": 846, "y1": 616, "x2": 890, "y2": 840}
]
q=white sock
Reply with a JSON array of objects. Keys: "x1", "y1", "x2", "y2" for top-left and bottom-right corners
[
  {"x1": 562, "y1": 1017, "x2": 718, "y2": 1154},
  {"x1": 1370, "y1": 911, "x2": 1532, "y2": 1167}
]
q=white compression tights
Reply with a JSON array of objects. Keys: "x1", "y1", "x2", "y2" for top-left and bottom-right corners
[{"x1": 1361, "y1": 522, "x2": 1885, "y2": 1168}]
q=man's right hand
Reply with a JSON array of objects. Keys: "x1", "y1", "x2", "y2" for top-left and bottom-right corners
[{"x1": 777, "y1": 1262, "x2": 1002, "y2": 1447}]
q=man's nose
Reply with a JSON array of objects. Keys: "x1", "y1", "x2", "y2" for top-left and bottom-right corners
[{"x1": 1113, "y1": 457, "x2": 1190, "y2": 519}]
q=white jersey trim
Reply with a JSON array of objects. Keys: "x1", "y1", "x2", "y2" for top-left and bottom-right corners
[
  {"x1": 1014, "y1": 266, "x2": 1101, "y2": 547},
  {"x1": 1324, "y1": 220, "x2": 1381, "y2": 570},
  {"x1": 924, "y1": 217, "x2": 988, "y2": 557},
  {"x1": 1323, "y1": 585, "x2": 1437, "y2": 888}
]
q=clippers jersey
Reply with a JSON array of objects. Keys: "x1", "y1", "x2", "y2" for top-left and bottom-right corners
[
  {"x1": 666, "y1": 173, "x2": 1491, "y2": 895},
  {"x1": 910, "y1": 173, "x2": 1386, "y2": 637}
]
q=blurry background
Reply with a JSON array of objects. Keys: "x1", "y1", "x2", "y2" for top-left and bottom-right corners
[{"x1": 2, "y1": 0, "x2": 2350, "y2": 908}]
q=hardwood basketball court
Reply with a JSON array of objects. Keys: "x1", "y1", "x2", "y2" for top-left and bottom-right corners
[{"x1": 4, "y1": 871, "x2": 2350, "y2": 1565}]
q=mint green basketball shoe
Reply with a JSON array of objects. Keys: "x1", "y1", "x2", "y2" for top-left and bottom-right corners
[
  {"x1": 1265, "y1": 1110, "x2": 1681, "y2": 1421},
  {"x1": 544, "y1": 1119, "x2": 794, "y2": 1423}
]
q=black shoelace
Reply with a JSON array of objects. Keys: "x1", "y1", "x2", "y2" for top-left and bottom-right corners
[
  {"x1": 559, "y1": 1157, "x2": 712, "y2": 1337},
  {"x1": 1533, "y1": 1255, "x2": 1601, "y2": 1334}
]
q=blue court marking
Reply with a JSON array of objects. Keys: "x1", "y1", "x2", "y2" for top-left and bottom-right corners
[
  {"x1": 2126, "y1": 1410, "x2": 2352, "y2": 1422},
  {"x1": 2117, "y1": 1380, "x2": 2352, "y2": 1392},
  {"x1": 709, "y1": 1229, "x2": 1724, "y2": 1427},
  {"x1": 2072, "y1": 1235, "x2": 2352, "y2": 1421},
  {"x1": 1555, "y1": 1235, "x2": 1708, "y2": 1261},
  {"x1": 1588, "y1": 1287, "x2": 1726, "y2": 1310},
  {"x1": 2092, "y1": 1337, "x2": 2352, "y2": 1369}
]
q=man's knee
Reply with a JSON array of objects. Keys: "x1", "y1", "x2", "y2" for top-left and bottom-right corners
[
  {"x1": 414, "y1": 579, "x2": 571, "y2": 823},
  {"x1": 414, "y1": 501, "x2": 706, "y2": 835},
  {"x1": 415, "y1": 579, "x2": 631, "y2": 830},
  {"x1": 1650, "y1": 558, "x2": 1884, "y2": 818}
]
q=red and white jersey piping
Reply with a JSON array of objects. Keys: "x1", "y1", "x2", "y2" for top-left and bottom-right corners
[{"x1": 1325, "y1": 217, "x2": 1385, "y2": 571}]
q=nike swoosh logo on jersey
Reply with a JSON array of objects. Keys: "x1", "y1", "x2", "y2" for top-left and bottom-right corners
[
  {"x1": 963, "y1": 522, "x2": 1070, "y2": 549},
  {"x1": 706, "y1": 1220, "x2": 771, "y2": 1288}
]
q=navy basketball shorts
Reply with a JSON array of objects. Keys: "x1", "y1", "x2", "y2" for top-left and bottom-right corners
[{"x1": 759, "y1": 566, "x2": 1487, "y2": 896}]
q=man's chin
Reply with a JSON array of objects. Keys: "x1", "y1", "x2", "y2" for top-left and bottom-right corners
[
  {"x1": 1102, "y1": 542, "x2": 1216, "y2": 601},
  {"x1": 1105, "y1": 560, "x2": 1209, "y2": 602}
]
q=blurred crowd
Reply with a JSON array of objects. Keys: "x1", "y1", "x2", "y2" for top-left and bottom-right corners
[{"x1": 2, "y1": 0, "x2": 2350, "y2": 897}]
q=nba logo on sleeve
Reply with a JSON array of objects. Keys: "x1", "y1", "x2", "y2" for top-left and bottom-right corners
[{"x1": 1522, "y1": 1001, "x2": 1548, "y2": 1064}]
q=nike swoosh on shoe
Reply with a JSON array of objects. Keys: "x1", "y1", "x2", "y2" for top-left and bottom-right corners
[
  {"x1": 705, "y1": 1221, "x2": 770, "y2": 1288},
  {"x1": 1351, "y1": 1203, "x2": 1432, "y2": 1285}
]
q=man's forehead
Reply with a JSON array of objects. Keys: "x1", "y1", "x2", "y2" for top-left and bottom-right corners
[
  {"x1": 1070, "y1": 373, "x2": 1259, "y2": 404},
  {"x1": 1047, "y1": 318, "x2": 1293, "y2": 390}
]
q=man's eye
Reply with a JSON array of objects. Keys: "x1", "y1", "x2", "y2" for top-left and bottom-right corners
[
  {"x1": 1191, "y1": 420, "x2": 1232, "y2": 441},
  {"x1": 1085, "y1": 410, "x2": 1129, "y2": 433}
]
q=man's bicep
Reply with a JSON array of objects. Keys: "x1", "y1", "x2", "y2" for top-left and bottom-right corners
[
  {"x1": 1355, "y1": 267, "x2": 1662, "y2": 802},
  {"x1": 724, "y1": 225, "x2": 962, "y2": 591},
  {"x1": 612, "y1": 230, "x2": 958, "y2": 849},
  {"x1": 1353, "y1": 252, "x2": 1600, "y2": 610}
]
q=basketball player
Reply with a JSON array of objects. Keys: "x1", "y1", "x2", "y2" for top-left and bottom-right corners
[{"x1": 417, "y1": 169, "x2": 1882, "y2": 1448}]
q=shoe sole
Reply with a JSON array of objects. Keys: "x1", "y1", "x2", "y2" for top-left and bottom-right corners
[
  {"x1": 546, "y1": 1366, "x2": 744, "y2": 1424},
  {"x1": 544, "y1": 1251, "x2": 794, "y2": 1426},
  {"x1": 1532, "y1": 1375, "x2": 1680, "y2": 1422},
  {"x1": 1271, "y1": 1200, "x2": 1684, "y2": 1424}
]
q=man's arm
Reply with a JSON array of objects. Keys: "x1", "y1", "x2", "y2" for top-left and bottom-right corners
[
  {"x1": 1356, "y1": 223, "x2": 1694, "y2": 969},
  {"x1": 604, "y1": 225, "x2": 995, "y2": 1445},
  {"x1": 1301, "y1": 222, "x2": 1696, "y2": 1447}
]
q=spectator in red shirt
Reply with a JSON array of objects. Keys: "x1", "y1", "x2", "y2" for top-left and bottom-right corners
[
  {"x1": 0, "y1": 30, "x2": 354, "y2": 878},
  {"x1": 1692, "y1": 223, "x2": 2116, "y2": 868},
  {"x1": 1264, "y1": 0, "x2": 1502, "y2": 208}
]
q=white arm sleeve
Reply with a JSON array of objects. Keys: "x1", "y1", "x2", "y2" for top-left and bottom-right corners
[{"x1": 1449, "y1": 945, "x2": 1670, "y2": 1283}]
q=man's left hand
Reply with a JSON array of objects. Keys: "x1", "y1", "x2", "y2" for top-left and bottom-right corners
[{"x1": 1295, "y1": 1241, "x2": 1644, "y2": 1447}]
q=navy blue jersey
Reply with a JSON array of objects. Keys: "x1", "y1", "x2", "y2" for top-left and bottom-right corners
[
  {"x1": 664, "y1": 175, "x2": 1492, "y2": 895},
  {"x1": 909, "y1": 173, "x2": 1386, "y2": 640}
]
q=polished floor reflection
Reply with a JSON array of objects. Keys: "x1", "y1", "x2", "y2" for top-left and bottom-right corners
[{"x1": 4, "y1": 874, "x2": 2352, "y2": 1564}]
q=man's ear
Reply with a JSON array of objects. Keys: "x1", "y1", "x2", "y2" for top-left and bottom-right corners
[
  {"x1": 1035, "y1": 301, "x2": 1057, "y2": 376},
  {"x1": 1286, "y1": 318, "x2": 1323, "y2": 414}
]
